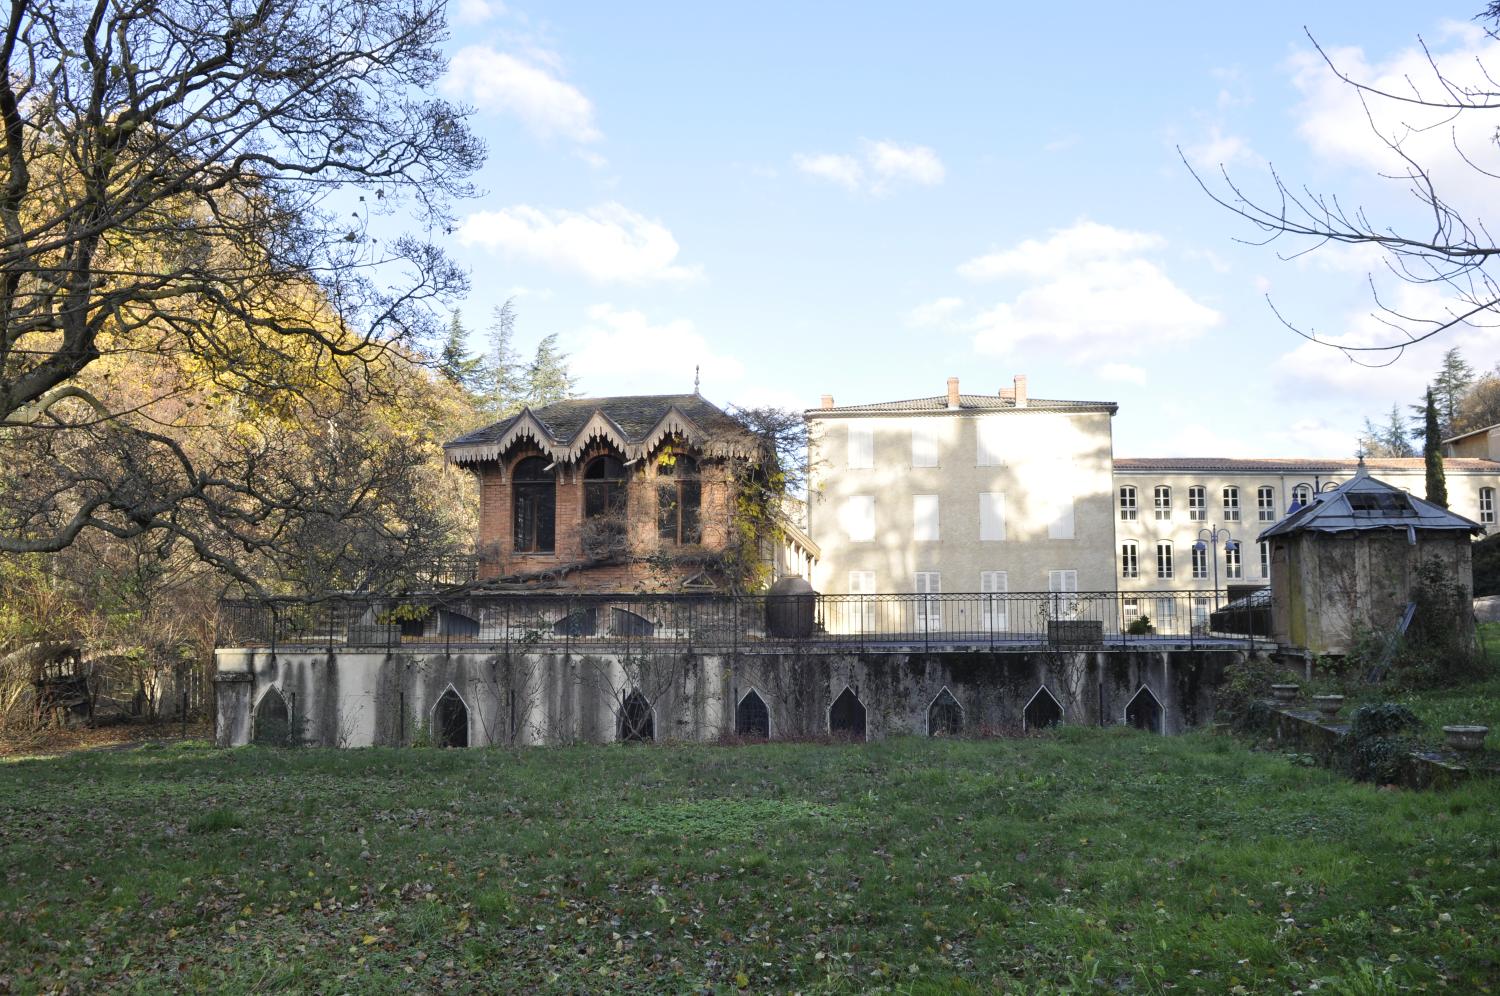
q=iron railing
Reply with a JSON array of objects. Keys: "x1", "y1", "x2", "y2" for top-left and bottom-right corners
[{"x1": 216, "y1": 589, "x2": 1266, "y2": 654}]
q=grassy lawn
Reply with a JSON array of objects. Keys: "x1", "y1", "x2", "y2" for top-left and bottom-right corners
[
  {"x1": 1328, "y1": 622, "x2": 1500, "y2": 736},
  {"x1": 2, "y1": 731, "x2": 1497, "y2": 993}
]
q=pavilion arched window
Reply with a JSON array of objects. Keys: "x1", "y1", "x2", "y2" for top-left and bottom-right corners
[
  {"x1": 657, "y1": 455, "x2": 702, "y2": 544},
  {"x1": 513, "y1": 457, "x2": 555, "y2": 553},
  {"x1": 584, "y1": 456, "x2": 628, "y2": 519}
]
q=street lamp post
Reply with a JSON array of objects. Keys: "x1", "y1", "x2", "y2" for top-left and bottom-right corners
[{"x1": 1193, "y1": 525, "x2": 1238, "y2": 612}]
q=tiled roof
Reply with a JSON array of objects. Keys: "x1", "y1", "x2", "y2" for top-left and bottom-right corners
[
  {"x1": 1115, "y1": 457, "x2": 1500, "y2": 473},
  {"x1": 806, "y1": 394, "x2": 1117, "y2": 415},
  {"x1": 444, "y1": 394, "x2": 757, "y2": 465},
  {"x1": 1259, "y1": 466, "x2": 1483, "y2": 539}
]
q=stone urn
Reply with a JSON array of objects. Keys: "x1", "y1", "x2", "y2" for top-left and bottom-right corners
[
  {"x1": 1270, "y1": 683, "x2": 1300, "y2": 704},
  {"x1": 1312, "y1": 694, "x2": 1345, "y2": 719},
  {"x1": 1442, "y1": 725, "x2": 1490, "y2": 752}
]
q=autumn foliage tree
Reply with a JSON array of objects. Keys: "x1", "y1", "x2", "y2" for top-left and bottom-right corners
[{"x1": 0, "y1": 0, "x2": 482, "y2": 574}]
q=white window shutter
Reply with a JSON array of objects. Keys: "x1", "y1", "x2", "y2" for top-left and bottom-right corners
[
  {"x1": 847, "y1": 425, "x2": 873, "y2": 469},
  {"x1": 912, "y1": 426, "x2": 938, "y2": 467},
  {"x1": 913, "y1": 495, "x2": 940, "y2": 541},
  {"x1": 1047, "y1": 496, "x2": 1075, "y2": 540},
  {"x1": 979, "y1": 492, "x2": 1006, "y2": 541}
]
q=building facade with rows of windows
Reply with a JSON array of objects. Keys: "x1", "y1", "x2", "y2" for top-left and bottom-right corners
[{"x1": 805, "y1": 377, "x2": 1500, "y2": 616}]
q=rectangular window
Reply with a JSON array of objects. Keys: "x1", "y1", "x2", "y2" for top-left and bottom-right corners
[
  {"x1": 841, "y1": 495, "x2": 875, "y2": 542},
  {"x1": 1257, "y1": 485, "x2": 1276, "y2": 522},
  {"x1": 911, "y1": 425, "x2": 938, "y2": 467},
  {"x1": 1122, "y1": 597, "x2": 1140, "y2": 625},
  {"x1": 1259, "y1": 540, "x2": 1271, "y2": 578},
  {"x1": 979, "y1": 492, "x2": 1007, "y2": 541},
  {"x1": 847, "y1": 425, "x2": 873, "y2": 469},
  {"x1": 980, "y1": 571, "x2": 1008, "y2": 631},
  {"x1": 1191, "y1": 596, "x2": 1211, "y2": 632},
  {"x1": 1154, "y1": 486, "x2": 1171, "y2": 520},
  {"x1": 1154, "y1": 597, "x2": 1178, "y2": 631},
  {"x1": 976, "y1": 420, "x2": 1006, "y2": 467},
  {"x1": 915, "y1": 572, "x2": 942, "y2": 629},
  {"x1": 913, "y1": 494, "x2": 940, "y2": 541},
  {"x1": 1156, "y1": 541, "x2": 1173, "y2": 580},
  {"x1": 1188, "y1": 485, "x2": 1206, "y2": 521},
  {"x1": 1483, "y1": 487, "x2": 1496, "y2": 525},
  {"x1": 1191, "y1": 544, "x2": 1208, "y2": 580},
  {"x1": 1121, "y1": 542, "x2": 1138, "y2": 579},
  {"x1": 1225, "y1": 542, "x2": 1242, "y2": 579},
  {"x1": 1119, "y1": 486, "x2": 1138, "y2": 521},
  {"x1": 848, "y1": 571, "x2": 876, "y2": 629},
  {"x1": 1292, "y1": 484, "x2": 1313, "y2": 507},
  {"x1": 1048, "y1": 495, "x2": 1075, "y2": 540},
  {"x1": 1048, "y1": 569, "x2": 1079, "y2": 620},
  {"x1": 1223, "y1": 486, "x2": 1241, "y2": 522}
]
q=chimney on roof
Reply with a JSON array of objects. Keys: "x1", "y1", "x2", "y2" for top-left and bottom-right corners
[
  {"x1": 946, "y1": 377, "x2": 960, "y2": 409},
  {"x1": 820, "y1": 394, "x2": 834, "y2": 410},
  {"x1": 1013, "y1": 374, "x2": 1028, "y2": 409}
]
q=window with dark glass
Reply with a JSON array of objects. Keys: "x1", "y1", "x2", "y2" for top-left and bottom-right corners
[
  {"x1": 584, "y1": 455, "x2": 628, "y2": 518},
  {"x1": 512, "y1": 456, "x2": 555, "y2": 553},
  {"x1": 657, "y1": 456, "x2": 702, "y2": 543}
]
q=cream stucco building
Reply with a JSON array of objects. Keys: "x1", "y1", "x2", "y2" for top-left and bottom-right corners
[{"x1": 806, "y1": 376, "x2": 1118, "y2": 609}]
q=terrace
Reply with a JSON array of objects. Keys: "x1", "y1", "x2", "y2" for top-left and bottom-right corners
[{"x1": 216, "y1": 589, "x2": 1267, "y2": 655}]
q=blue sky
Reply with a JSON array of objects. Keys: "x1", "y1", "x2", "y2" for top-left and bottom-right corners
[{"x1": 431, "y1": 1, "x2": 1500, "y2": 457}]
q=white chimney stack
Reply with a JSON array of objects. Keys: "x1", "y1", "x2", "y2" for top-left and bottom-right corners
[
  {"x1": 820, "y1": 394, "x2": 834, "y2": 410},
  {"x1": 1013, "y1": 374, "x2": 1028, "y2": 408}
]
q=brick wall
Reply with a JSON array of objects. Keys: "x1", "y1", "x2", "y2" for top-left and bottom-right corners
[{"x1": 473, "y1": 445, "x2": 743, "y2": 590}]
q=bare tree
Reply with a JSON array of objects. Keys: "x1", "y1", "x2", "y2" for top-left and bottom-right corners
[
  {"x1": 0, "y1": 0, "x2": 482, "y2": 559},
  {"x1": 1186, "y1": 12, "x2": 1500, "y2": 365}
]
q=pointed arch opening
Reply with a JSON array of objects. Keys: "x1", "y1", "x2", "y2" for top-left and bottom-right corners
[
  {"x1": 926, "y1": 687, "x2": 963, "y2": 737},
  {"x1": 735, "y1": 688, "x2": 771, "y2": 739},
  {"x1": 618, "y1": 689, "x2": 655, "y2": 742},
  {"x1": 1125, "y1": 686, "x2": 1164, "y2": 734},
  {"x1": 433, "y1": 686, "x2": 470, "y2": 748},
  {"x1": 828, "y1": 686, "x2": 867, "y2": 740},
  {"x1": 1024, "y1": 686, "x2": 1064, "y2": 731},
  {"x1": 252, "y1": 687, "x2": 292, "y2": 746}
]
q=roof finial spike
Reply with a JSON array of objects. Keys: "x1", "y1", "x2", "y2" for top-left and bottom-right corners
[{"x1": 694, "y1": 364, "x2": 700, "y2": 395}]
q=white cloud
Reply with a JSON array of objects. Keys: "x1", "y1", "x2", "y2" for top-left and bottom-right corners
[
  {"x1": 865, "y1": 140, "x2": 945, "y2": 186},
  {"x1": 793, "y1": 153, "x2": 864, "y2": 192},
  {"x1": 566, "y1": 306, "x2": 744, "y2": 394},
  {"x1": 458, "y1": 203, "x2": 702, "y2": 283},
  {"x1": 444, "y1": 46, "x2": 601, "y2": 144},
  {"x1": 454, "y1": 0, "x2": 504, "y2": 25},
  {"x1": 956, "y1": 221, "x2": 1221, "y2": 360},
  {"x1": 794, "y1": 139, "x2": 945, "y2": 195},
  {"x1": 1289, "y1": 24, "x2": 1500, "y2": 218},
  {"x1": 907, "y1": 296, "x2": 964, "y2": 328},
  {"x1": 1272, "y1": 281, "x2": 1500, "y2": 404},
  {"x1": 1097, "y1": 363, "x2": 1147, "y2": 385},
  {"x1": 959, "y1": 221, "x2": 1164, "y2": 281},
  {"x1": 1183, "y1": 124, "x2": 1253, "y2": 169}
]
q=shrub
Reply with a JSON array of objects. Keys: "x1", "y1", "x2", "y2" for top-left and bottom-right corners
[
  {"x1": 1339, "y1": 703, "x2": 1423, "y2": 784},
  {"x1": 1216, "y1": 654, "x2": 1293, "y2": 730},
  {"x1": 1126, "y1": 615, "x2": 1154, "y2": 635}
]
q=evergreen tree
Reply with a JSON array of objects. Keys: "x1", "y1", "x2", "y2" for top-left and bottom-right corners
[
  {"x1": 481, "y1": 299, "x2": 526, "y2": 416},
  {"x1": 1424, "y1": 387, "x2": 1448, "y2": 509},
  {"x1": 1359, "y1": 403, "x2": 1416, "y2": 457},
  {"x1": 438, "y1": 311, "x2": 482, "y2": 390},
  {"x1": 525, "y1": 333, "x2": 577, "y2": 405},
  {"x1": 1432, "y1": 347, "x2": 1474, "y2": 437}
]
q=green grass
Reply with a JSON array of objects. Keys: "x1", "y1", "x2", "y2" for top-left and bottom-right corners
[
  {"x1": 1331, "y1": 622, "x2": 1500, "y2": 735},
  {"x1": 1, "y1": 731, "x2": 1498, "y2": 993}
]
